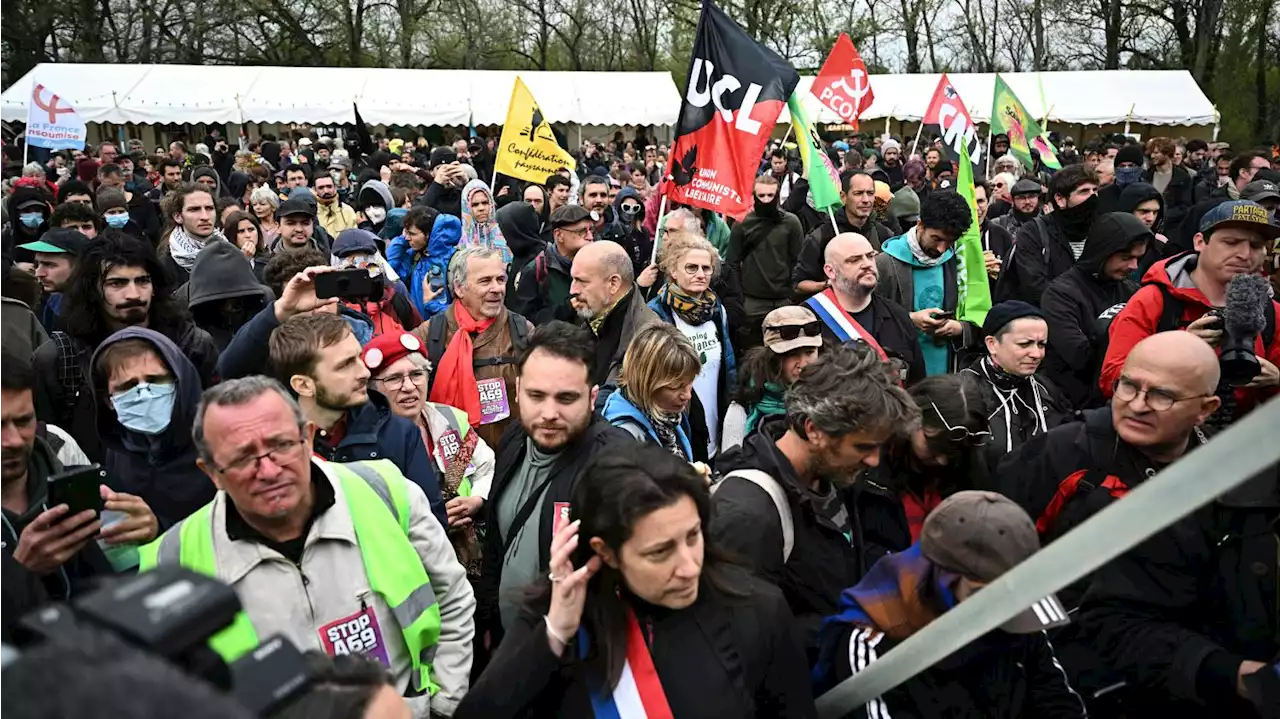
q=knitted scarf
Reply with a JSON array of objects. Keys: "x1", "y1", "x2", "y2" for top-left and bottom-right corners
[
  {"x1": 169, "y1": 226, "x2": 225, "y2": 271},
  {"x1": 660, "y1": 283, "x2": 718, "y2": 326},
  {"x1": 428, "y1": 303, "x2": 497, "y2": 424},
  {"x1": 904, "y1": 225, "x2": 945, "y2": 267}
]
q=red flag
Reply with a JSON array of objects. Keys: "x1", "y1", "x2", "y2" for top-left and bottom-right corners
[
  {"x1": 666, "y1": 0, "x2": 799, "y2": 220},
  {"x1": 809, "y1": 33, "x2": 874, "y2": 130},
  {"x1": 921, "y1": 73, "x2": 984, "y2": 170}
]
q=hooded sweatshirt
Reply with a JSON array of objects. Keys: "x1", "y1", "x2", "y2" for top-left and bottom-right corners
[
  {"x1": 495, "y1": 201, "x2": 547, "y2": 299},
  {"x1": 1040, "y1": 213, "x2": 1150, "y2": 409},
  {"x1": 1115, "y1": 182, "x2": 1168, "y2": 277},
  {"x1": 877, "y1": 231, "x2": 959, "y2": 376},
  {"x1": 191, "y1": 166, "x2": 225, "y2": 198},
  {"x1": 91, "y1": 327, "x2": 217, "y2": 529},
  {"x1": 601, "y1": 186, "x2": 653, "y2": 277},
  {"x1": 357, "y1": 180, "x2": 395, "y2": 234},
  {"x1": 179, "y1": 241, "x2": 274, "y2": 351},
  {"x1": 226, "y1": 171, "x2": 252, "y2": 206}
]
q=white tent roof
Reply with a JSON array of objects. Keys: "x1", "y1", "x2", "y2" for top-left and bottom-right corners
[
  {"x1": 1, "y1": 64, "x2": 682, "y2": 127},
  {"x1": 784, "y1": 70, "x2": 1216, "y2": 126}
]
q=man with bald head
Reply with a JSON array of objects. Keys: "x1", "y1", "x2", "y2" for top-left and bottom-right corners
[
  {"x1": 806, "y1": 232, "x2": 924, "y2": 383},
  {"x1": 569, "y1": 240, "x2": 659, "y2": 391},
  {"x1": 996, "y1": 330, "x2": 1226, "y2": 712}
]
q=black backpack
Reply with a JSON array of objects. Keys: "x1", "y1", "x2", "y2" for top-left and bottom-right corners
[{"x1": 422, "y1": 311, "x2": 531, "y2": 393}]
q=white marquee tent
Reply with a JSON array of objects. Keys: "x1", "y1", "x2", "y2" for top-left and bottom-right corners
[
  {"x1": 0, "y1": 64, "x2": 683, "y2": 127},
  {"x1": 784, "y1": 70, "x2": 1217, "y2": 127}
]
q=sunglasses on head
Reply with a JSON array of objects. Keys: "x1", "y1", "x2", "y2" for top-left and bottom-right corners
[
  {"x1": 927, "y1": 401, "x2": 992, "y2": 446},
  {"x1": 767, "y1": 321, "x2": 822, "y2": 341}
]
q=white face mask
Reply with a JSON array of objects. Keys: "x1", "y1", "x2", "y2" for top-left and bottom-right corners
[{"x1": 365, "y1": 206, "x2": 387, "y2": 224}]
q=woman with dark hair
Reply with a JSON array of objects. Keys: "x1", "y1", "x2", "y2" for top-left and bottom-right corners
[
  {"x1": 720, "y1": 306, "x2": 822, "y2": 451},
  {"x1": 855, "y1": 373, "x2": 993, "y2": 568},
  {"x1": 456, "y1": 445, "x2": 815, "y2": 718}
]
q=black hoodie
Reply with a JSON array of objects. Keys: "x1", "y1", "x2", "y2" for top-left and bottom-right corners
[
  {"x1": 176, "y1": 241, "x2": 274, "y2": 351},
  {"x1": 1115, "y1": 182, "x2": 1167, "y2": 276},
  {"x1": 1039, "y1": 212, "x2": 1152, "y2": 409},
  {"x1": 495, "y1": 201, "x2": 547, "y2": 300}
]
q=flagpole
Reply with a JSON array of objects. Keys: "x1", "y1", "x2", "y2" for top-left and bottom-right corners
[
  {"x1": 826, "y1": 206, "x2": 840, "y2": 236},
  {"x1": 910, "y1": 122, "x2": 925, "y2": 158},
  {"x1": 778, "y1": 124, "x2": 794, "y2": 147},
  {"x1": 985, "y1": 130, "x2": 993, "y2": 177},
  {"x1": 650, "y1": 194, "x2": 669, "y2": 265}
]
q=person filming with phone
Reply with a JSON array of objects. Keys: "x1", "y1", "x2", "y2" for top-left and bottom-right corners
[{"x1": 2, "y1": 351, "x2": 158, "y2": 637}]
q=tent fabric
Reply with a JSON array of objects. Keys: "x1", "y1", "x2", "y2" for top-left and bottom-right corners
[
  {"x1": 1, "y1": 64, "x2": 682, "y2": 127},
  {"x1": 783, "y1": 70, "x2": 1216, "y2": 127}
]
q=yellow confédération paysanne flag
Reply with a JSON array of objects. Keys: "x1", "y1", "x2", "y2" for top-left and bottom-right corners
[{"x1": 494, "y1": 78, "x2": 577, "y2": 184}]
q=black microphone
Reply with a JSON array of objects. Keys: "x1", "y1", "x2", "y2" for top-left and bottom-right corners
[{"x1": 1219, "y1": 273, "x2": 1271, "y2": 385}]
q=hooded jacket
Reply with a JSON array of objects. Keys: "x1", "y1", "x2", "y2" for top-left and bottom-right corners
[
  {"x1": 711, "y1": 420, "x2": 867, "y2": 648},
  {"x1": 384, "y1": 211, "x2": 462, "y2": 321},
  {"x1": 226, "y1": 171, "x2": 252, "y2": 206},
  {"x1": 1143, "y1": 162, "x2": 1195, "y2": 234},
  {"x1": 89, "y1": 327, "x2": 216, "y2": 529},
  {"x1": 191, "y1": 166, "x2": 224, "y2": 198},
  {"x1": 1040, "y1": 213, "x2": 1149, "y2": 409},
  {"x1": 599, "y1": 187, "x2": 654, "y2": 278},
  {"x1": 3, "y1": 186, "x2": 50, "y2": 256},
  {"x1": 962, "y1": 356, "x2": 1068, "y2": 470},
  {"x1": 1100, "y1": 254, "x2": 1280, "y2": 422},
  {"x1": 601, "y1": 389, "x2": 695, "y2": 459},
  {"x1": 355, "y1": 180, "x2": 395, "y2": 234},
  {"x1": 1115, "y1": 182, "x2": 1168, "y2": 276},
  {"x1": 726, "y1": 203, "x2": 805, "y2": 302},
  {"x1": 215, "y1": 302, "x2": 376, "y2": 382},
  {"x1": 999, "y1": 206, "x2": 1095, "y2": 306},
  {"x1": 177, "y1": 241, "x2": 274, "y2": 351},
  {"x1": 495, "y1": 201, "x2": 547, "y2": 300}
]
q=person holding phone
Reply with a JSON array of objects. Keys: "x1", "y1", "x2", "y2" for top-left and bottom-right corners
[
  {"x1": 2, "y1": 351, "x2": 157, "y2": 635},
  {"x1": 456, "y1": 445, "x2": 816, "y2": 718}
]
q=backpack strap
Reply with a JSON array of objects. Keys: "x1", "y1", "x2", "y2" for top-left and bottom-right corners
[
  {"x1": 1151, "y1": 283, "x2": 1186, "y2": 333},
  {"x1": 423, "y1": 315, "x2": 448, "y2": 392},
  {"x1": 715, "y1": 469, "x2": 794, "y2": 562},
  {"x1": 535, "y1": 253, "x2": 548, "y2": 285},
  {"x1": 469, "y1": 313, "x2": 530, "y2": 369}
]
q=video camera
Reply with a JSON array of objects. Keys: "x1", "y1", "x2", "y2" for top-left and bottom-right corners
[
  {"x1": 5, "y1": 568, "x2": 311, "y2": 717},
  {"x1": 1218, "y1": 273, "x2": 1272, "y2": 387}
]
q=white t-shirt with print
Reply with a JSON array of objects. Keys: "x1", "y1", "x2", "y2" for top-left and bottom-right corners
[{"x1": 674, "y1": 315, "x2": 722, "y2": 457}]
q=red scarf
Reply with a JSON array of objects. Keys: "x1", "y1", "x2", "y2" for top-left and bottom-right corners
[
  {"x1": 900, "y1": 488, "x2": 943, "y2": 543},
  {"x1": 428, "y1": 304, "x2": 497, "y2": 424}
]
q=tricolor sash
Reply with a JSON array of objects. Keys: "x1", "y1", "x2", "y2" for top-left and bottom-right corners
[
  {"x1": 580, "y1": 608, "x2": 675, "y2": 719},
  {"x1": 806, "y1": 288, "x2": 889, "y2": 362}
]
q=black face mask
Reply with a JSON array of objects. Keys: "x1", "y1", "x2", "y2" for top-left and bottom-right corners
[
  {"x1": 1055, "y1": 194, "x2": 1099, "y2": 238},
  {"x1": 754, "y1": 193, "x2": 779, "y2": 216},
  {"x1": 619, "y1": 204, "x2": 643, "y2": 223}
]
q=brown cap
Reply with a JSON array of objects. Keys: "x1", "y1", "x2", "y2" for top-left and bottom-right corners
[
  {"x1": 550, "y1": 204, "x2": 593, "y2": 229},
  {"x1": 762, "y1": 305, "x2": 822, "y2": 354},
  {"x1": 920, "y1": 491, "x2": 1070, "y2": 633}
]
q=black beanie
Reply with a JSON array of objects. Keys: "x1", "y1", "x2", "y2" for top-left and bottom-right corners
[
  {"x1": 982, "y1": 300, "x2": 1045, "y2": 337},
  {"x1": 1115, "y1": 144, "x2": 1145, "y2": 167}
]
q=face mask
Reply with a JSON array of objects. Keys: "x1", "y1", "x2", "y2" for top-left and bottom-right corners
[
  {"x1": 330, "y1": 170, "x2": 344, "y2": 183},
  {"x1": 105, "y1": 213, "x2": 130, "y2": 229},
  {"x1": 754, "y1": 194, "x2": 779, "y2": 216},
  {"x1": 19, "y1": 212, "x2": 44, "y2": 228},
  {"x1": 619, "y1": 204, "x2": 643, "y2": 222},
  {"x1": 365, "y1": 206, "x2": 387, "y2": 224},
  {"x1": 111, "y1": 382, "x2": 177, "y2": 435},
  {"x1": 1056, "y1": 194, "x2": 1099, "y2": 235},
  {"x1": 1115, "y1": 166, "x2": 1143, "y2": 187}
]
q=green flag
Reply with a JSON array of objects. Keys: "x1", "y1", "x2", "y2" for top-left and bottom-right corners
[
  {"x1": 991, "y1": 75, "x2": 1045, "y2": 170},
  {"x1": 956, "y1": 142, "x2": 992, "y2": 326},
  {"x1": 1031, "y1": 134, "x2": 1063, "y2": 170},
  {"x1": 787, "y1": 92, "x2": 841, "y2": 210}
]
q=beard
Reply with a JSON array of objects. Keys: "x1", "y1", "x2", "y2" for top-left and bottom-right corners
[
  {"x1": 833, "y1": 273, "x2": 874, "y2": 297},
  {"x1": 111, "y1": 303, "x2": 149, "y2": 326},
  {"x1": 315, "y1": 381, "x2": 366, "y2": 411}
]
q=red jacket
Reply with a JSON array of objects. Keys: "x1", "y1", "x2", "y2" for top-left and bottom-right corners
[{"x1": 1100, "y1": 254, "x2": 1280, "y2": 414}]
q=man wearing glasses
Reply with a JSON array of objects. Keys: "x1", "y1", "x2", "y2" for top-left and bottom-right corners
[
  {"x1": 995, "y1": 331, "x2": 1225, "y2": 714},
  {"x1": 268, "y1": 312, "x2": 447, "y2": 529},
  {"x1": 510, "y1": 205, "x2": 595, "y2": 326},
  {"x1": 140, "y1": 375, "x2": 476, "y2": 718}
]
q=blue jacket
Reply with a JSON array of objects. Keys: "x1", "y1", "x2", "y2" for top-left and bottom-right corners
[
  {"x1": 385, "y1": 213, "x2": 462, "y2": 320},
  {"x1": 647, "y1": 291, "x2": 738, "y2": 414},
  {"x1": 320, "y1": 389, "x2": 447, "y2": 528},
  {"x1": 601, "y1": 390, "x2": 694, "y2": 460},
  {"x1": 90, "y1": 327, "x2": 215, "y2": 529},
  {"x1": 216, "y1": 302, "x2": 374, "y2": 382}
]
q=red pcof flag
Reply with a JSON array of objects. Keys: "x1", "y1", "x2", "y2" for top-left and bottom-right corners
[
  {"x1": 809, "y1": 33, "x2": 874, "y2": 130},
  {"x1": 665, "y1": 0, "x2": 799, "y2": 220},
  {"x1": 921, "y1": 73, "x2": 984, "y2": 169}
]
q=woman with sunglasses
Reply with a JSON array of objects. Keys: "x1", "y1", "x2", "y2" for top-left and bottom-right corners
[
  {"x1": 359, "y1": 330, "x2": 495, "y2": 572},
  {"x1": 856, "y1": 374, "x2": 994, "y2": 566},
  {"x1": 456, "y1": 446, "x2": 816, "y2": 718},
  {"x1": 648, "y1": 232, "x2": 737, "y2": 460},
  {"x1": 961, "y1": 300, "x2": 1067, "y2": 469},
  {"x1": 720, "y1": 306, "x2": 822, "y2": 452}
]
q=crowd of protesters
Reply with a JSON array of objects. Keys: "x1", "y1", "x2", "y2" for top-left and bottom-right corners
[{"x1": 1, "y1": 122, "x2": 1278, "y2": 718}]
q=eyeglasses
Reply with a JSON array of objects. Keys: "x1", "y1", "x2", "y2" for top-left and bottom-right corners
[
  {"x1": 374, "y1": 369, "x2": 428, "y2": 391},
  {"x1": 682, "y1": 263, "x2": 714, "y2": 276},
  {"x1": 766, "y1": 321, "x2": 822, "y2": 341},
  {"x1": 214, "y1": 437, "x2": 307, "y2": 475},
  {"x1": 1113, "y1": 377, "x2": 1209, "y2": 412},
  {"x1": 928, "y1": 401, "x2": 992, "y2": 446},
  {"x1": 559, "y1": 226, "x2": 593, "y2": 238}
]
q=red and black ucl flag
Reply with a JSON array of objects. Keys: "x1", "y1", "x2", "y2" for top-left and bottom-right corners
[{"x1": 666, "y1": 0, "x2": 798, "y2": 219}]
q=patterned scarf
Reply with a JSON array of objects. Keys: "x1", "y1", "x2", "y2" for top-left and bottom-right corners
[
  {"x1": 460, "y1": 179, "x2": 511, "y2": 265},
  {"x1": 904, "y1": 225, "x2": 945, "y2": 267},
  {"x1": 660, "y1": 283, "x2": 719, "y2": 326},
  {"x1": 169, "y1": 226, "x2": 226, "y2": 271},
  {"x1": 649, "y1": 408, "x2": 688, "y2": 459}
]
